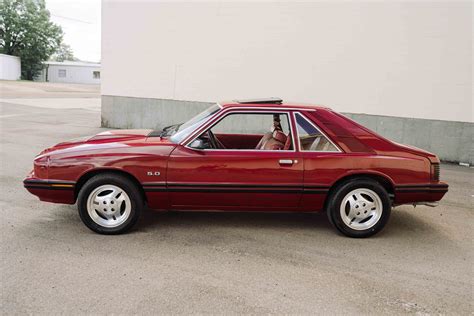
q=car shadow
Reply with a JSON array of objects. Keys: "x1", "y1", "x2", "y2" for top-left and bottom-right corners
[
  {"x1": 377, "y1": 207, "x2": 448, "y2": 239},
  {"x1": 136, "y1": 208, "x2": 333, "y2": 233}
]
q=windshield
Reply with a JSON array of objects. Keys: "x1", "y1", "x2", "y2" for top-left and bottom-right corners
[{"x1": 170, "y1": 104, "x2": 220, "y2": 143}]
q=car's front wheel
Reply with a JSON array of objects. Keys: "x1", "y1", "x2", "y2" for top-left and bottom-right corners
[
  {"x1": 77, "y1": 173, "x2": 143, "y2": 234},
  {"x1": 326, "y1": 178, "x2": 391, "y2": 238}
]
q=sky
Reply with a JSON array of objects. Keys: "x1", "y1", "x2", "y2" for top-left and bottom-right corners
[{"x1": 46, "y1": 0, "x2": 101, "y2": 62}]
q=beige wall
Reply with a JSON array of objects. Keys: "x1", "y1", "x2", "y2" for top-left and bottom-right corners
[{"x1": 102, "y1": 1, "x2": 472, "y2": 122}]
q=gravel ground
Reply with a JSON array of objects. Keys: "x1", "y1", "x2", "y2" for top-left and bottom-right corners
[{"x1": 1, "y1": 81, "x2": 472, "y2": 314}]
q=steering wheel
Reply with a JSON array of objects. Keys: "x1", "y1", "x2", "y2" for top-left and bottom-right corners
[
  {"x1": 207, "y1": 130, "x2": 226, "y2": 149},
  {"x1": 206, "y1": 130, "x2": 219, "y2": 149}
]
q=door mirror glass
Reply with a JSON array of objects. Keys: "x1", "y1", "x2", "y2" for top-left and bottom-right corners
[{"x1": 189, "y1": 139, "x2": 206, "y2": 149}]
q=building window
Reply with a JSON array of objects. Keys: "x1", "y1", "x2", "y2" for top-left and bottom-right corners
[
  {"x1": 58, "y1": 69, "x2": 66, "y2": 77},
  {"x1": 93, "y1": 71, "x2": 100, "y2": 79}
]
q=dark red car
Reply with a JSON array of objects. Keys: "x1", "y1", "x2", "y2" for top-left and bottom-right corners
[{"x1": 24, "y1": 98, "x2": 448, "y2": 237}]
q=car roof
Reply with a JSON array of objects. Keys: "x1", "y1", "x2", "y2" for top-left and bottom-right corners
[{"x1": 218, "y1": 99, "x2": 331, "y2": 111}]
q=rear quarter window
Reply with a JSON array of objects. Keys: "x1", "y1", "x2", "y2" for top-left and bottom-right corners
[{"x1": 308, "y1": 110, "x2": 375, "y2": 153}]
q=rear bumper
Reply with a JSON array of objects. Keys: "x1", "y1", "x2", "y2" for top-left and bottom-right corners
[
  {"x1": 394, "y1": 182, "x2": 448, "y2": 205},
  {"x1": 24, "y1": 172, "x2": 76, "y2": 204}
]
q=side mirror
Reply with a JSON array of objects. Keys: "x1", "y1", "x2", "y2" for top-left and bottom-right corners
[{"x1": 189, "y1": 139, "x2": 206, "y2": 150}]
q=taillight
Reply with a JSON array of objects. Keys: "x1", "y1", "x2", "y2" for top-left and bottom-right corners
[{"x1": 431, "y1": 163, "x2": 440, "y2": 182}]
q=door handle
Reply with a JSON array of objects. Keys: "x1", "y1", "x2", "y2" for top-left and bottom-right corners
[{"x1": 279, "y1": 159, "x2": 297, "y2": 165}]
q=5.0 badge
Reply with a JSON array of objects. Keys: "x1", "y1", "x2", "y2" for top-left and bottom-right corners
[{"x1": 147, "y1": 171, "x2": 161, "y2": 176}]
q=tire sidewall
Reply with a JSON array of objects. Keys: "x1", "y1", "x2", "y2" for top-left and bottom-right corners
[
  {"x1": 77, "y1": 174, "x2": 142, "y2": 234},
  {"x1": 328, "y1": 179, "x2": 391, "y2": 238}
]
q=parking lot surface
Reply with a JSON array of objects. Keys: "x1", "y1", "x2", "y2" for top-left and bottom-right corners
[{"x1": 1, "y1": 81, "x2": 472, "y2": 314}]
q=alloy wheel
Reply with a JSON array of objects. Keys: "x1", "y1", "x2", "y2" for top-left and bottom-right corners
[
  {"x1": 86, "y1": 184, "x2": 132, "y2": 228},
  {"x1": 339, "y1": 188, "x2": 383, "y2": 230}
]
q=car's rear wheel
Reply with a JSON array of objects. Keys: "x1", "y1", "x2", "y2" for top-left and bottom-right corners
[
  {"x1": 77, "y1": 173, "x2": 143, "y2": 234},
  {"x1": 326, "y1": 178, "x2": 391, "y2": 238}
]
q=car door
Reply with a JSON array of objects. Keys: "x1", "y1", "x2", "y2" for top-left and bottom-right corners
[{"x1": 166, "y1": 110, "x2": 303, "y2": 210}]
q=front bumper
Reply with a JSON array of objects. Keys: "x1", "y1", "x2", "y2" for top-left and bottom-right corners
[{"x1": 24, "y1": 171, "x2": 76, "y2": 204}]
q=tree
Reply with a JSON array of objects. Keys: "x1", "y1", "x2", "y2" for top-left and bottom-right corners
[
  {"x1": 51, "y1": 43, "x2": 77, "y2": 62},
  {"x1": 0, "y1": 0, "x2": 63, "y2": 80}
]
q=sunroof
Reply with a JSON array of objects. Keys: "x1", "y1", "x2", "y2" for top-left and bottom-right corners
[{"x1": 234, "y1": 97, "x2": 283, "y2": 104}]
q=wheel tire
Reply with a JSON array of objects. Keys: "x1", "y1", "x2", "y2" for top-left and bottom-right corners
[
  {"x1": 77, "y1": 173, "x2": 143, "y2": 234},
  {"x1": 326, "y1": 178, "x2": 391, "y2": 238}
]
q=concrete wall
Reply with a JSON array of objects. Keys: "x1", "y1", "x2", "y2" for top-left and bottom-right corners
[
  {"x1": 0, "y1": 54, "x2": 21, "y2": 80},
  {"x1": 343, "y1": 113, "x2": 473, "y2": 165},
  {"x1": 46, "y1": 64, "x2": 101, "y2": 84},
  {"x1": 102, "y1": 96, "x2": 473, "y2": 165}
]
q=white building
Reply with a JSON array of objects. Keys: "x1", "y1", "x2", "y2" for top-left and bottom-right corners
[
  {"x1": 101, "y1": 1, "x2": 472, "y2": 164},
  {"x1": 0, "y1": 54, "x2": 21, "y2": 80},
  {"x1": 37, "y1": 61, "x2": 101, "y2": 84}
]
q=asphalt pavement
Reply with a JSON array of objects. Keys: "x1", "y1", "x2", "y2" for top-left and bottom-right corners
[{"x1": 0, "y1": 81, "x2": 472, "y2": 314}]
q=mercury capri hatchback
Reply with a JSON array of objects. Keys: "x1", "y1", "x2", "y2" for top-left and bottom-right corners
[{"x1": 24, "y1": 98, "x2": 448, "y2": 237}]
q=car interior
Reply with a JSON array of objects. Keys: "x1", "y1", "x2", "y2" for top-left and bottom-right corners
[
  {"x1": 188, "y1": 112, "x2": 338, "y2": 151},
  {"x1": 190, "y1": 113, "x2": 293, "y2": 150},
  {"x1": 298, "y1": 134, "x2": 334, "y2": 151}
]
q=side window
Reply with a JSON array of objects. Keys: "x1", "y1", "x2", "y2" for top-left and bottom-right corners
[
  {"x1": 189, "y1": 112, "x2": 293, "y2": 151},
  {"x1": 295, "y1": 113, "x2": 339, "y2": 152},
  {"x1": 211, "y1": 113, "x2": 290, "y2": 135},
  {"x1": 58, "y1": 69, "x2": 66, "y2": 77}
]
